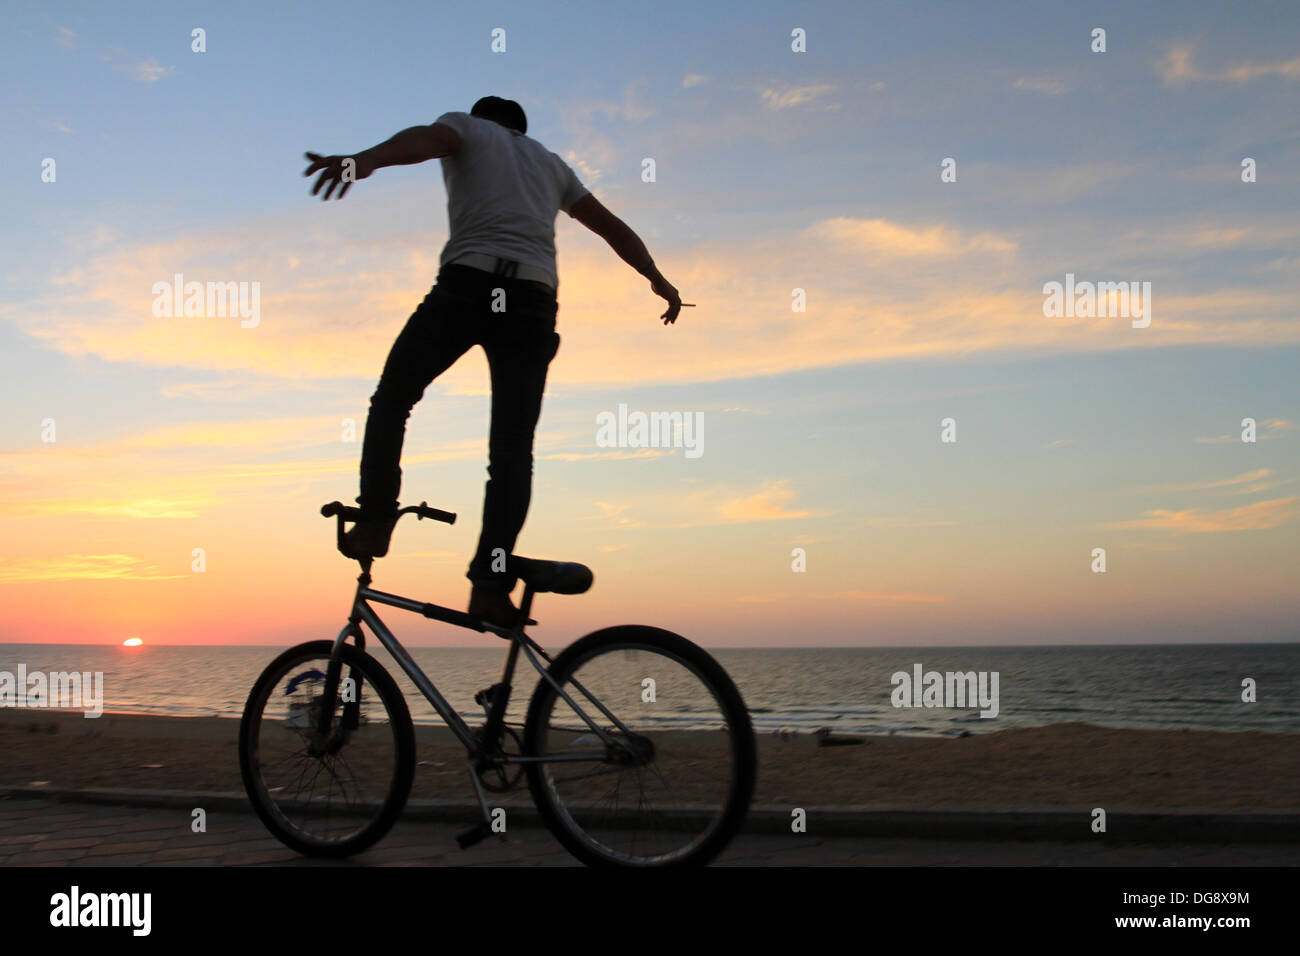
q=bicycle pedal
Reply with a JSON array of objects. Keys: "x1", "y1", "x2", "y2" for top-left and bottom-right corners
[{"x1": 456, "y1": 824, "x2": 490, "y2": 850}]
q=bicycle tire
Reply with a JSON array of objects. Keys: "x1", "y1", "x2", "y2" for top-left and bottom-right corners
[
  {"x1": 523, "y1": 626, "x2": 756, "y2": 867},
  {"x1": 239, "y1": 640, "x2": 415, "y2": 858}
]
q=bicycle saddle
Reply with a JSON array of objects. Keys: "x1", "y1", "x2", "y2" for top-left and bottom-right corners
[{"x1": 509, "y1": 557, "x2": 593, "y2": 594}]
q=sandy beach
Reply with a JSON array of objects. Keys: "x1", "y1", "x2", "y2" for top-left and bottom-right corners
[{"x1": 2, "y1": 709, "x2": 1296, "y2": 810}]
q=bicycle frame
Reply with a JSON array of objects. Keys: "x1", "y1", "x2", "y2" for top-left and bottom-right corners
[
  {"x1": 320, "y1": 563, "x2": 637, "y2": 768},
  {"x1": 248, "y1": 502, "x2": 752, "y2": 861}
]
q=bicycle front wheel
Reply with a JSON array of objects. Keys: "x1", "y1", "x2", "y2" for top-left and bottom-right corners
[
  {"x1": 239, "y1": 640, "x2": 415, "y2": 857},
  {"x1": 524, "y1": 626, "x2": 756, "y2": 866}
]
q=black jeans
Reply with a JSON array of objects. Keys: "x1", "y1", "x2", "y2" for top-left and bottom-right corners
[{"x1": 356, "y1": 264, "x2": 560, "y2": 588}]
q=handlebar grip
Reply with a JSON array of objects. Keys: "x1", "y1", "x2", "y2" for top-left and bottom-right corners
[
  {"x1": 417, "y1": 503, "x2": 456, "y2": 525},
  {"x1": 321, "y1": 501, "x2": 362, "y2": 520}
]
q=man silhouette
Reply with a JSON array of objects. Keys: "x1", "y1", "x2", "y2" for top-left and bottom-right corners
[{"x1": 304, "y1": 96, "x2": 683, "y2": 626}]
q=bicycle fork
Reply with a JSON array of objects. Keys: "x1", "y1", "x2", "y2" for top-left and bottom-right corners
[
  {"x1": 312, "y1": 633, "x2": 365, "y2": 754},
  {"x1": 312, "y1": 572, "x2": 372, "y2": 752}
]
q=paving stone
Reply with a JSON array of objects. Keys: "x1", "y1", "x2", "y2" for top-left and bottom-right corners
[
  {"x1": 0, "y1": 797, "x2": 1296, "y2": 866},
  {"x1": 0, "y1": 832, "x2": 49, "y2": 845},
  {"x1": 32, "y1": 836, "x2": 104, "y2": 851},
  {"x1": 75, "y1": 852, "x2": 156, "y2": 866},
  {"x1": 11, "y1": 846, "x2": 98, "y2": 863},
  {"x1": 85, "y1": 839, "x2": 166, "y2": 856}
]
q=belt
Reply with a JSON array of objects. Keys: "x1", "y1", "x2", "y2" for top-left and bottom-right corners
[{"x1": 446, "y1": 253, "x2": 556, "y2": 293}]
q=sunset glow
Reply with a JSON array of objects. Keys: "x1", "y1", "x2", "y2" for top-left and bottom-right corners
[{"x1": 1, "y1": 3, "x2": 1297, "y2": 648}]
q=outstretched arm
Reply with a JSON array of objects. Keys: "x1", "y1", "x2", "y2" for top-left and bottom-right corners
[
  {"x1": 303, "y1": 123, "x2": 462, "y2": 200},
  {"x1": 569, "y1": 193, "x2": 687, "y2": 325}
]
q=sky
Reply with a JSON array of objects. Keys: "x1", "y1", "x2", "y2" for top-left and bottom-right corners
[{"x1": 1, "y1": 0, "x2": 1298, "y2": 647}]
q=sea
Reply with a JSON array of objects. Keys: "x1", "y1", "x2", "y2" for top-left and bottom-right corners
[{"x1": 1, "y1": 643, "x2": 1296, "y2": 737}]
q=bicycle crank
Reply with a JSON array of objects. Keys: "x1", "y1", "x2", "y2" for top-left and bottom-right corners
[{"x1": 474, "y1": 724, "x2": 526, "y2": 793}]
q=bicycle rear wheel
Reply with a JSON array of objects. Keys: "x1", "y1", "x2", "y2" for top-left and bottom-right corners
[
  {"x1": 239, "y1": 640, "x2": 415, "y2": 857},
  {"x1": 523, "y1": 626, "x2": 756, "y2": 866}
]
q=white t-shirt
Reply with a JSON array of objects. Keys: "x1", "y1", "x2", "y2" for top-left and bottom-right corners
[{"x1": 433, "y1": 111, "x2": 589, "y2": 290}]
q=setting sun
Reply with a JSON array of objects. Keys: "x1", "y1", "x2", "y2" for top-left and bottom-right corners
[{"x1": 123, "y1": 637, "x2": 144, "y2": 647}]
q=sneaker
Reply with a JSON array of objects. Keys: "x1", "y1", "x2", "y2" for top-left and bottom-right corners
[
  {"x1": 468, "y1": 581, "x2": 523, "y2": 628},
  {"x1": 341, "y1": 514, "x2": 398, "y2": 559}
]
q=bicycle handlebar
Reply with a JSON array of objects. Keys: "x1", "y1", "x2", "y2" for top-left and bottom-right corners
[{"x1": 321, "y1": 501, "x2": 457, "y2": 525}]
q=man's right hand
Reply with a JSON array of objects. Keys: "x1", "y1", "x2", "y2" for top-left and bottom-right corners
[
  {"x1": 651, "y1": 274, "x2": 683, "y2": 325},
  {"x1": 303, "y1": 152, "x2": 373, "y2": 200}
]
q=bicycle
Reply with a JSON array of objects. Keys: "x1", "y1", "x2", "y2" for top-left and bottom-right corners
[{"x1": 238, "y1": 500, "x2": 757, "y2": 866}]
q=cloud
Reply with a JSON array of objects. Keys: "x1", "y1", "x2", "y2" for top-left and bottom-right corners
[
  {"x1": 1043, "y1": 439, "x2": 1074, "y2": 448},
  {"x1": 863, "y1": 516, "x2": 959, "y2": 528},
  {"x1": 54, "y1": 25, "x2": 76, "y2": 50},
  {"x1": 102, "y1": 416, "x2": 352, "y2": 453},
  {"x1": 585, "y1": 480, "x2": 825, "y2": 531},
  {"x1": 964, "y1": 162, "x2": 1137, "y2": 205},
  {"x1": 736, "y1": 593, "x2": 789, "y2": 603},
  {"x1": 129, "y1": 57, "x2": 173, "y2": 83},
  {"x1": 558, "y1": 80, "x2": 659, "y2": 184},
  {"x1": 682, "y1": 74, "x2": 708, "y2": 88},
  {"x1": 1157, "y1": 44, "x2": 1198, "y2": 84},
  {"x1": 1196, "y1": 419, "x2": 1296, "y2": 443},
  {"x1": 1012, "y1": 76, "x2": 1068, "y2": 95},
  {"x1": 1147, "y1": 468, "x2": 1288, "y2": 496},
  {"x1": 539, "y1": 449, "x2": 668, "y2": 461},
  {"x1": 9, "y1": 189, "x2": 1300, "y2": 394},
  {"x1": 0, "y1": 554, "x2": 185, "y2": 583},
  {"x1": 0, "y1": 415, "x2": 496, "y2": 520},
  {"x1": 1153, "y1": 224, "x2": 1300, "y2": 251},
  {"x1": 564, "y1": 151, "x2": 603, "y2": 185},
  {"x1": 818, "y1": 590, "x2": 948, "y2": 604},
  {"x1": 740, "y1": 589, "x2": 949, "y2": 604},
  {"x1": 3, "y1": 495, "x2": 213, "y2": 520},
  {"x1": 586, "y1": 501, "x2": 640, "y2": 529},
  {"x1": 1108, "y1": 497, "x2": 1300, "y2": 533},
  {"x1": 1158, "y1": 43, "x2": 1300, "y2": 86},
  {"x1": 157, "y1": 376, "x2": 322, "y2": 402},
  {"x1": 102, "y1": 48, "x2": 175, "y2": 83},
  {"x1": 811, "y1": 217, "x2": 1017, "y2": 257},
  {"x1": 1174, "y1": 227, "x2": 1250, "y2": 248},
  {"x1": 715, "y1": 480, "x2": 815, "y2": 522},
  {"x1": 760, "y1": 83, "x2": 837, "y2": 110},
  {"x1": 561, "y1": 81, "x2": 660, "y2": 172},
  {"x1": 615, "y1": 79, "x2": 659, "y2": 123}
]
